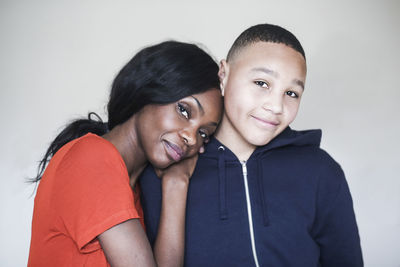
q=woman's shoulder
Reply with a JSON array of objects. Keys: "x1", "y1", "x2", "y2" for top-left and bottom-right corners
[
  {"x1": 67, "y1": 133, "x2": 118, "y2": 156},
  {"x1": 59, "y1": 133, "x2": 125, "y2": 171}
]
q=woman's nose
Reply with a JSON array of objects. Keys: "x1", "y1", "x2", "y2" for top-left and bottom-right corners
[{"x1": 180, "y1": 128, "x2": 197, "y2": 147}]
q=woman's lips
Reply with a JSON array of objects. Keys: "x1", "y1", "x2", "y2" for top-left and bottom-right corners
[{"x1": 163, "y1": 140, "x2": 184, "y2": 162}]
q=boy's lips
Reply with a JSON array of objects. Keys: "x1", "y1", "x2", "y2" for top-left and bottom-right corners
[
  {"x1": 251, "y1": 115, "x2": 280, "y2": 128},
  {"x1": 163, "y1": 140, "x2": 184, "y2": 162}
]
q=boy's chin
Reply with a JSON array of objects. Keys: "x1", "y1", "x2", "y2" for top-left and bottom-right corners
[{"x1": 245, "y1": 133, "x2": 279, "y2": 147}]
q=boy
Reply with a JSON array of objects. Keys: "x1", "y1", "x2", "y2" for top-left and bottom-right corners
[{"x1": 140, "y1": 24, "x2": 363, "y2": 266}]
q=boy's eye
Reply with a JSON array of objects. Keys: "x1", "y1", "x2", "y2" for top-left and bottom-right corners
[
  {"x1": 286, "y1": 91, "x2": 299, "y2": 98},
  {"x1": 254, "y1": 80, "x2": 269, "y2": 88},
  {"x1": 177, "y1": 103, "x2": 190, "y2": 119}
]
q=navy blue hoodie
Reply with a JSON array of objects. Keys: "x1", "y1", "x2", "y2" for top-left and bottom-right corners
[{"x1": 139, "y1": 128, "x2": 363, "y2": 266}]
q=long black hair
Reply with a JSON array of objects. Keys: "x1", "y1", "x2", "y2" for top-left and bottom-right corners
[{"x1": 31, "y1": 41, "x2": 219, "y2": 183}]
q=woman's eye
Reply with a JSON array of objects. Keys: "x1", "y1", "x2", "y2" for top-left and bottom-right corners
[
  {"x1": 286, "y1": 91, "x2": 299, "y2": 98},
  {"x1": 178, "y1": 103, "x2": 189, "y2": 119},
  {"x1": 254, "y1": 80, "x2": 269, "y2": 88},
  {"x1": 199, "y1": 131, "x2": 209, "y2": 141}
]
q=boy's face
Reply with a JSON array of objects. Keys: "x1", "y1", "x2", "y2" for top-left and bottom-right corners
[{"x1": 217, "y1": 41, "x2": 306, "y2": 150}]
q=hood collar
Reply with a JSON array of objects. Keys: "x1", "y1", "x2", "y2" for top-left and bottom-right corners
[{"x1": 204, "y1": 127, "x2": 322, "y2": 161}]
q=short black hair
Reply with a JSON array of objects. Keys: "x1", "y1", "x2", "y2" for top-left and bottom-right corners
[{"x1": 227, "y1": 23, "x2": 306, "y2": 61}]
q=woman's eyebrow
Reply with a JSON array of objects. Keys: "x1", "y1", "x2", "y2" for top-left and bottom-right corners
[
  {"x1": 208, "y1": 121, "x2": 218, "y2": 127},
  {"x1": 190, "y1": 95, "x2": 219, "y2": 126},
  {"x1": 190, "y1": 96, "x2": 204, "y2": 115}
]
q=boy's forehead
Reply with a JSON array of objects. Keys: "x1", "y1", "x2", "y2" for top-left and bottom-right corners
[{"x1": 227, "y1": 41, "x2": 307, "y2": 86}]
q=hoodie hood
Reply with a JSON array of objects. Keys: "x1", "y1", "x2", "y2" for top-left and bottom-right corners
[
  {"x1": 201, "y1": 127, "x2": 322, "y2": 223},
  {"x1": 203, "y1": 127, "x2": 322, "y2": 161}
]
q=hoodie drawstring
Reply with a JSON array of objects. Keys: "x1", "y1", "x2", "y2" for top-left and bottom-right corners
[
  {"x1": 218, "y1": 145, "x2": 228, "y2": 220},
  {"x1": 257, "y1": 158, "x2": 270, "y2": 226}
]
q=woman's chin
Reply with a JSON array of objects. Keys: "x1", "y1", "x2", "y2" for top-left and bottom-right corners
[{"x1": 150, "y1": 157, "x2": 173, "y2": 170}]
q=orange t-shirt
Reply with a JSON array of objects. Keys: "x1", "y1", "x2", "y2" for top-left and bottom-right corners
[{"x1": 28, "y1": 133, "x2": 144, "y2": 267}]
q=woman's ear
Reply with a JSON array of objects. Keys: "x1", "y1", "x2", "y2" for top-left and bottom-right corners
[
  {"x1": 218, "y1": 60, "x2": 229, "y2": 97},
  {"x1": 199, "y1": 145, "x2": 205, "y2": 154}
]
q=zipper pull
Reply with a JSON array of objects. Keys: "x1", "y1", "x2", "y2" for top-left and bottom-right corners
[{"x1": 241, "y1": 160, "x2": 247, "y2": 176}]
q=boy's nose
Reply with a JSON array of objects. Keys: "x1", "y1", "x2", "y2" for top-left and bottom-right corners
[{"x1": 262, "y1": 92, "x2": 283, "y2": 114}]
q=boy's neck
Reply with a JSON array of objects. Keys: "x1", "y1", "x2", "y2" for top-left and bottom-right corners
[{"x1": 214, "y1": 118, "x2": 257, "y2": 162}]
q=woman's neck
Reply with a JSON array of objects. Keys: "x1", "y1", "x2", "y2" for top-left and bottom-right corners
[{"x1": 102, "y1": 117, "x2": 147, "y2": 188}]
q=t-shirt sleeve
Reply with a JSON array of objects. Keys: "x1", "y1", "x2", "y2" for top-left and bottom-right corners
[{"x1": 52, "y1": 136, "x2": 140, "y2": 253}]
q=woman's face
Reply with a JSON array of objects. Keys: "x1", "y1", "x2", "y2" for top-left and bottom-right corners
[{"x1": 135, "y1": 88, "x2": 222, "y2": 169}]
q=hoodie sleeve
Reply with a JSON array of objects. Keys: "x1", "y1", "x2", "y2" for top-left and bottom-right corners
[{"x1": 311, "y1": 154, "x2": 363, "y2": 267}]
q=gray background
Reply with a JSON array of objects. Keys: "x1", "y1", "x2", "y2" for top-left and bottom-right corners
[{"x1": 1, "y1": 0, "x2": 399, "y2": 266}]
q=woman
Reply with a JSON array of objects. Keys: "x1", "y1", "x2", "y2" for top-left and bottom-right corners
[{"x1": 28, "y1": 41, "x2": 223, "y2": 267}]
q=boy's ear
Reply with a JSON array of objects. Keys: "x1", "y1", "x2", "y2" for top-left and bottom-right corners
[{"x1": 218, "y1": 59, "x2": 229, "y2": 96}]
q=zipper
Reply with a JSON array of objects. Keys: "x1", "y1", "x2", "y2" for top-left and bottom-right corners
[{"x1": 241, "y1": 161, "x2": 260, "y2": 267}]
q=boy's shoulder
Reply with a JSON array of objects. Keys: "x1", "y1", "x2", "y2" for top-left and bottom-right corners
[{"x1": 256, "y1": 128, "x2": 346, "y2": 184}]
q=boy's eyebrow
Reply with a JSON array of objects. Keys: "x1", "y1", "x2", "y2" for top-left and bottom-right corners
[
  {"x1": 252, "y1": 67, "x2": 305, "y2": 90},
  {"x1": 191, "y1": 96, "x2": 205, "y2": 115},
  {"x1": 251, "y1": 67, "x2": 278, "y2": 77},
  {"x1": 293, "y1": 79, "x2": 305, "y2": 90}
]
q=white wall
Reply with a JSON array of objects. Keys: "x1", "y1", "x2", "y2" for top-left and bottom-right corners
[{"x1": 1, "y1": 0, "x2": 399, "y2": 266}]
